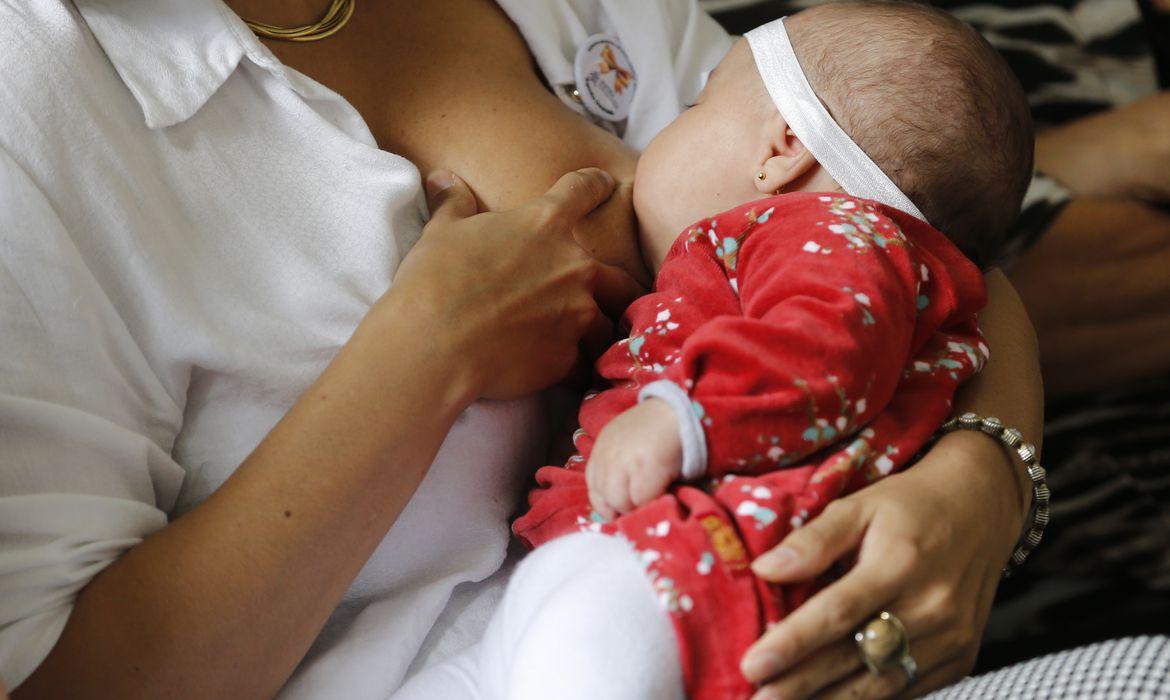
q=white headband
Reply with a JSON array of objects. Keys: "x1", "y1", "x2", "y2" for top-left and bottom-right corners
[{"x1": 745, "y1": 18, "x2": 927, "y2": 222}]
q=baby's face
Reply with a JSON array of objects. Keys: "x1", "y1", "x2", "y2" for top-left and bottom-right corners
[{"x1": 633, "y1": 40, "x2": 772, "y2": 273}]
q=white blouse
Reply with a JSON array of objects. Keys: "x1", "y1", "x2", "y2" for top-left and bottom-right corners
[{"x1": 0, "y1": 0, "x2": 729, "y2": 696}]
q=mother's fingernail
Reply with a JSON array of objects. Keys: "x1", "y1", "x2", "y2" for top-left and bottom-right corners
[
  {"x1": 741, "y1": 649, "x2": 782, "y2": 681},
  {"x1": 425, "y1": 170, "x2": 457, "y2": 195},
  {"x1": 752, "y1": 545, "x2": 798, "y2": 575},
  {"x1": 580, "y1": 167, "x2": 614, "y2": 187}
]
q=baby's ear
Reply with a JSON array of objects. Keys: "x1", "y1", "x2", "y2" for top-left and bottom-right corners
[{"x1": 754, "y1": 116, "x2": 820, "y2": 195}]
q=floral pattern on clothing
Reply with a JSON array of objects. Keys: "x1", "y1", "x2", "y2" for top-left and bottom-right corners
[
  {"x1": 817, "y1": 195, "x2": 910, "y2": 253},
  {"x1": 513, "y1": 192, "x2": 988, "y2": 700}
]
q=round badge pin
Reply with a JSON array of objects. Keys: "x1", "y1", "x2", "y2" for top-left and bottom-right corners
[{"x1": 573, "y1": 34, "x2": 636, "y2": 123}]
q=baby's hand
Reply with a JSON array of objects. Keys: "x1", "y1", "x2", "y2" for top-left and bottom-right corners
[{"x1": 586, "y1": 399, "x2": 683, "y2": 520}]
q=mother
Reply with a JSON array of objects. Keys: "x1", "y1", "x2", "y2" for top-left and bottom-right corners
[{"x1": 0, "y1": 0, "x2": 1042, "y2": 698}]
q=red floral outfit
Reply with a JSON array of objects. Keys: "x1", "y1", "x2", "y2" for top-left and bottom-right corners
[{"x1": 513, "y1": 192, "x2": 988, "y2": 700}]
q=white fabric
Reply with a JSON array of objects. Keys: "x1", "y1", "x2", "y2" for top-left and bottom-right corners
[
  {"x1": 494, "y1": 0, "x2": 733, "y2": 150},
  {"x1": 0, "y1": 0, "x2": 729, "y2": 695},
  {"x1": 639, "y1": 380, "x2": 709, "y2": 480},
  {"x1": 392, "y1": 533, "x2": 685, "y2": 700},
  {"x1": 745, "y1": 18, "x2": 929, "y2": 222},
  {"x1": 929, "y1": 636, "x2": 1170, "y2": 699},
  {"x1": 0, "y1": 0, "x2": 544, "y2": 694}
]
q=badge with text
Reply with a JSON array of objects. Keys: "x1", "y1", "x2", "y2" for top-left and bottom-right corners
[{"x1": 573, "y1": 34, "x2": 636, "y2": 123}]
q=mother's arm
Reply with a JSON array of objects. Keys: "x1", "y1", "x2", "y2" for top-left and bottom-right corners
[
  {"x1": 14, "y1": 170, "x2": 619, "y2": 699},
  {"x1": 741, "y1": 271, "x2": 1043, "y2": 699},
  {"x1": 330, "y1": 7, "x2": 1045, "y2": 695},
  {"x1": 19, "y1": 293, "x2": 475, "y2": 699},
  {"x1": 273, "y1": 4, "x2": 1043, "y2": 696}
]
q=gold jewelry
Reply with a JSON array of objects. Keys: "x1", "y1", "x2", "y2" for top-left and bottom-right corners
[
  {"x1": 855, "y1": 611, "x2": 916, "y2": 688},
  {"x1": 756, "y1": 171, "x2": 767, "y2": 181},
  {"x1": 243, "y1": 0, "x2": 355, "y2": 42}
]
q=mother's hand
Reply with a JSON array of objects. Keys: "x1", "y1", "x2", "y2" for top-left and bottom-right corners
[
  {"x1": 387, "y1": 167, "x2": 642, "y2": 401},
  {"x1": 737, "y1": 270, "x2": 1042, "y2": 699},
  {"x1": 740, "y1": 431, "x2": 1026, "y2": 699}
]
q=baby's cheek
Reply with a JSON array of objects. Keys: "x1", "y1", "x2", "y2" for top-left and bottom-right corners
[
  {"x1": 632, "y1": 164, "x2": 682, "y2": 264},
  {"x1": 634, "y1": 118, "x2": 739, "y2": 260}
]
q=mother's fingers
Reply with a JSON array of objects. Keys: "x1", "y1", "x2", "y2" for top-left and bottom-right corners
[
  {"x1": 807, "y1": 590, "x2": 984, "y2": 700},
  {"x1": 813, "y1": 642, "x2": 973, "y2": 700},
  {"x1": 752, "y1": 500, "x2": 869, "y2": 583},
  {"x1": 741, "y1": 566, "x2": 895, "y2": 683},
  {"x1": 748, "y1": 593, "x2": 957, "y2": 700},
  {"x1": 894, "y1": 656, "x2": 978, "y2": 699},
  {"x1": 423, "y1": 169, "x2": 479, "y2": 223},
  {"x1": 534, "y1": 168, "x2": 616, "y2": 232},
  {"x1": 590, "y1": 261, "x2": 646, "y2": 317},
  {"x1": 742, "y1": 537, "x2": 920, "y2": 682},
  {"x1": 580, "y1": 302, "x2": 615, "y2": 359},
  {"x1": 815, "y1": 665, "x2": 912, "y2": 700},
  {"x1": 748, "y1": 640, "x2": 861, "y2": 700}
]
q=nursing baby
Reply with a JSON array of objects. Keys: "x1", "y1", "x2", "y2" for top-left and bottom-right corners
[{"x1": 394, "y1": 2, "x2": 1032, "y2": 699}]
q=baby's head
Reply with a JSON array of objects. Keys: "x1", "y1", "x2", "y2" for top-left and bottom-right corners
[{"x1": 633, "y1": 0, "x2": 1033, "y2": 270}]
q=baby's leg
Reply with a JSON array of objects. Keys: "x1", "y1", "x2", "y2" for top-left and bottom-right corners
[
  {"x1": 396, "y1": 533, "x2": 685, "y2": 700},
  {"x1": 482, "y1": 532, "x2": 685, "y2": 700}
]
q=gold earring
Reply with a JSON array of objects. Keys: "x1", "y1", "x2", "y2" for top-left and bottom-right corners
[{"x1": 757, "y1": 171, "x2": 767, "y2": 181}]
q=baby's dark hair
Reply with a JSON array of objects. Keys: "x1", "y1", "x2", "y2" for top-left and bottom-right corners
[{"x1": 785, "y1": 1, "x2": 1034, "y2": 268}]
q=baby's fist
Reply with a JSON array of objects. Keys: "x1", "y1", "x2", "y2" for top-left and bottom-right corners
[{"x1": 586, "y1": 399, "x2": 683, "y2": 520}]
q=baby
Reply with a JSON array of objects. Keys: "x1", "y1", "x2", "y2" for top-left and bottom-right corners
[{"x1": 396, "y1": 3, "x2": 1032, "y2": 700}]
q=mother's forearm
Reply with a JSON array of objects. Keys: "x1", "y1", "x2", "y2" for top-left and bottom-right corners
[
  {"x1": 15, "y1": 299, "x2": 477, "y2": 699},
  {"x1": 951, "y1": 270, "x2": 1044, "y2": 518}
]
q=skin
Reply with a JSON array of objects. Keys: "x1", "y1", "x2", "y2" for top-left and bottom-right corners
[
  {"x1": 233, "y1": 0, "x2": 651, "y2": 292},
  {"x1": 15, "y1": 169, "x2": 621, "y2": 700},
  {"x1": 587, "y1": 34, "x2": 1043, "y2": 700},
  {"x1": 1015, "y1": 91, "x2": 1170, "y2": 397},
  {"x1": 633, "y1": 41, "x2": 840, "y2": 273},
  {"x1": 745, "y1": 271, "x2": 1043, "y2": 699},
  {"x1": 588, "y1": 39, "x2": 840, "y2": 518},
  {"x1": 15, "y1": 1, "x2": 1040, "y2": 698},
  {"x1": 1033, "y1": 92, "x2": 1170, "y2": 205}
]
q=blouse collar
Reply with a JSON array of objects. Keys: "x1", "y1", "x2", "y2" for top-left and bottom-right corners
[{"x1": 74, "y1": 0, "x2": 293, "y2": 128}]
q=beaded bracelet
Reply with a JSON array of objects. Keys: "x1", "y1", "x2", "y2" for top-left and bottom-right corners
[{"x1": 938, "y1": 412, "x2": 1049, "y2": 577}]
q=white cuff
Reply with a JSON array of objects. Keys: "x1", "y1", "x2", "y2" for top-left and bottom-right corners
[
  {"x1": 0, "y1": 494, "x2": 167, "y2": 689},
  {"x1": 638, "y1": 380, "x2": 708, "y2": 481}
]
